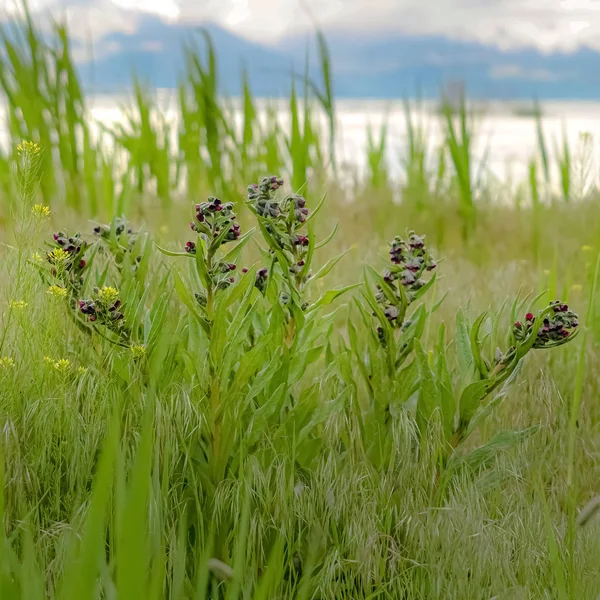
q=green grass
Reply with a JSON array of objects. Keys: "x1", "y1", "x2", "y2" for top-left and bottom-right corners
[
  {"x1": 0, "y1": 155, "x2": 599, "y2": 598},
  {"x1": 0, "y1": 4, "x2": 600, "y2": 600}
]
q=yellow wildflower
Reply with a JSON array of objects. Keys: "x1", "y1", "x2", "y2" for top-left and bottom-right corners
[
  {"x1": 77, "y1": 366, "x2": 88, "y2": 375},
  {"x1": 582, "y1": 245, "x2": 593, "y2": 253},
  {"x1": 32, "y1": 204, "x2": 50, "y2": 218},
  {"x1": 47, "y1": 285, "x2": 67, "y2": 298},
  {"x1": 47, "y1": 248, "x2": 70, "y2": 265},
  {"x1": 53, "y1": 359, "x2": 71, "y2": 373},
  {"x1": 9, "y1": 300, "x2": 27, "y2": 310},
  {"x1": 130, "y1": 344, "x2": 147, "y2": 359},
  {"x1": 17, "y1": 141, "x2": 42, "y2": 156},
  {"x1": 96, "y1": 286, "x2": 119, "y2": 307},
  {"x1": 0, "y1": 357, "x2": 15, "y2": 368},
  {"x1": 43, "y1": 356, "x2": 54, "y2": 364},
  {"x1": 31, "y1": 252, "x2": 43, "y2": 264}
]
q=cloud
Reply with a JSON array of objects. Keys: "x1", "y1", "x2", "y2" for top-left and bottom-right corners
[{"x1": 3, "y1": 0, "x2": 600, "y2": 52}]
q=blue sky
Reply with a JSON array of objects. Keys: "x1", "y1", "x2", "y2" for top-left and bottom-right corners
[{"x1": 4, "y1": 0, "x2": 600, "y2": 51}]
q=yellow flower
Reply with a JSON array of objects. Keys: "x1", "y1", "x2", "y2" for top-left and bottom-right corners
[
  {"x1": 582, "y1": 245, "x2": 593, "y2": 253},
  {"x1": 9, "y1": 300, "x2": 27, "y2": 310},
  {"x1": 0, "y1": 357, "x2": 15, "y2": 368},
  {"x1": 572, "y1": 284, "x2": 583, "y2": 293},
  {"x1": 77, "y1": 366, "x2": 88, "y2": 375},
  {"x1": 31, "y1": 252, "x2": 43, "y2": 264},
  {"x1": 53, "y1": 359, "x2": 71, "y2": 373},
  {"x1": 130, "y1": 344, "x2": 147, "y2": 359},
  {"x1": 17, "y1": 140, "x2": 42, "y2": 156},
  {"x1": 96, "y1": 286, "x2": 119, "y2": 307},
  {"x1": 47, "y1": 248, "x2": 70, "y2": 265},
  {"x1": 43, "y1": 356, "x2": 54, "y2": 364},
  {"x1": 47, "y1": 285, "x2": 67, "y2": 298},
  {"x1": 32, "y1": 204, "x2": 50, "y2": 218}
]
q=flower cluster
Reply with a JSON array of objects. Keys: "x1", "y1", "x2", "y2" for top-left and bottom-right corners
[
  {"x1": 32, "y1": 204, "x2": 50, "y2": 218},
  {"x1": 514, "y1": 302, "x2": 579, "y2": 348},
  {"x1": 186, "y1": 196, "x2": 243, "y2": 299},
  {"x1": 17, "y1": 141, "x2": 42, "y2": 157},
  {"x1": 375, "y1": 232, "x2": 436, "y2": 326},
  {"x1": 93, "y1": 217, "x2": 142, "y2": 271},
  {"x1": 93, "y1": 217, "x2": 133, "y2": 238},
  {"x1": 190, "y1": 197, "x2": 241, "y2": 244},
  {"x1": 255, "y1": 267, "x2": 269, "y2": 294},
  {"x1": 130, "y1": 344, "x2": 147, "y2": 359},
  {"x1": 48, "y1": 232, "x2": 88, "y2": 281},
  {"x1": 43, "y1": 356, "x2": 87, "y2": 375},
  {"x1": 79, "y1": 286, "x2": 124, "y2": 328},
  {"x1": 9, "y1": 300, "x2": 27, "y2": 311},
  {"x1": 247, "y1": 176, "x2": 311, "y2": 289},
  {"x1": 247, "y1": 177, "x2": 309, "y2": 226},
  {"x1": 47, "y1": 285, "x2": 68, "y2": 299},
  {"x1": 0, "y1": 357, "x2": 15, "y2": 369}
]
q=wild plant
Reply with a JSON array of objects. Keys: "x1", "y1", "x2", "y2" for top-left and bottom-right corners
[{"x1": 354, "y1": 230, "x2": 580, "y2": 476}]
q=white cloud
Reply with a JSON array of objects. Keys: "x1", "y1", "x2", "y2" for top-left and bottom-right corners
[{"x1": 2, "y1": 0, "x2": 600, "y2": 52}]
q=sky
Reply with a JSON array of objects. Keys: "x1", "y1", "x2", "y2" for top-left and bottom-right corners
[{"x1": 3, "y1": 0, "x2": 600, "y2": 52}]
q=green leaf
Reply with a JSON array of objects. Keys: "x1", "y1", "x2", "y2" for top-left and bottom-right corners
[
  {"x1": 303, "y1": 192, "x2": 327, "y2": 226},
  {"x1": 411, "y1": 272, "x2": 437, "y2": 302},
  {"x1": 450, "y1": 426, "x2": 539, "y2": 472},
  {"x1": 154, "y1": 243, "x2": 193, "y2": 258},
  {"x1": 307, "y1": 284, "x2": 360, "y2": 313},
  {"x1": 364, "y1": 264, "x2": 399, "y2": 307},
  {"x1": 455, "y1": 308, "x2": 474, "y2": 379},
  {"x1": 459, "y1": 379, "x2": 493, "y2": 424},
  {"x1": 440, "y1": 383, "x2": 456, "y2": 441},
  {"x1": 195, "y1": 237, "x2": 210, "y2": 289},
  {"x1": 414, "y1": 339, "x2": 440, "y2": 433},
  {"x1": 173, "y1": 270, "x2": 210, "y2": 334},
  {"x1": 307, "y1": 248, "x2": 351, "y2": 283},
  {"x1": 221, "y1": 228, "x2": 255, "y2": 264},
  {"x1": 315, "y1": 222, "x2": 339, "y2": 250},
  {"x1": 434, "y1": 322, "x2": 453, "y2": 391},
  {"x1": 469, "y1": 309, "x2": 489, "y2": 378}
]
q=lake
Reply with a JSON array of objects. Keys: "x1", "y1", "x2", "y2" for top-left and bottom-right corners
[{"x1": 74, "y1": 95, "x2": 600, "y2": 193}]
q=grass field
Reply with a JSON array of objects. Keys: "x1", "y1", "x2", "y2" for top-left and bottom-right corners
[{"x1": 1, "y1": 4, "x2": 600, "y2": 600}]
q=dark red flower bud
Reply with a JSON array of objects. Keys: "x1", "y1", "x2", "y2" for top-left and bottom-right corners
[
  {"x1": 242, "y1": 267, "x2": 248, "y2": 274},
  {"x1": 79, "y1": 259, "x2": 86, "y2": 269},
  {"x1": 514, "y1": 321, "x2": 521, "y2": 328},
  {"x1": 526, "y1": 313, "x2": 534, "y2": 321}
]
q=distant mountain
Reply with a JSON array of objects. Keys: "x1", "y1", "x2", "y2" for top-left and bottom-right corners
[
  {"x1": 78, "y1": 15, "x2": 600, "y2": 99},
  {"x1": 80, "y1": 18, "x2": 294, "y2": 95}
]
